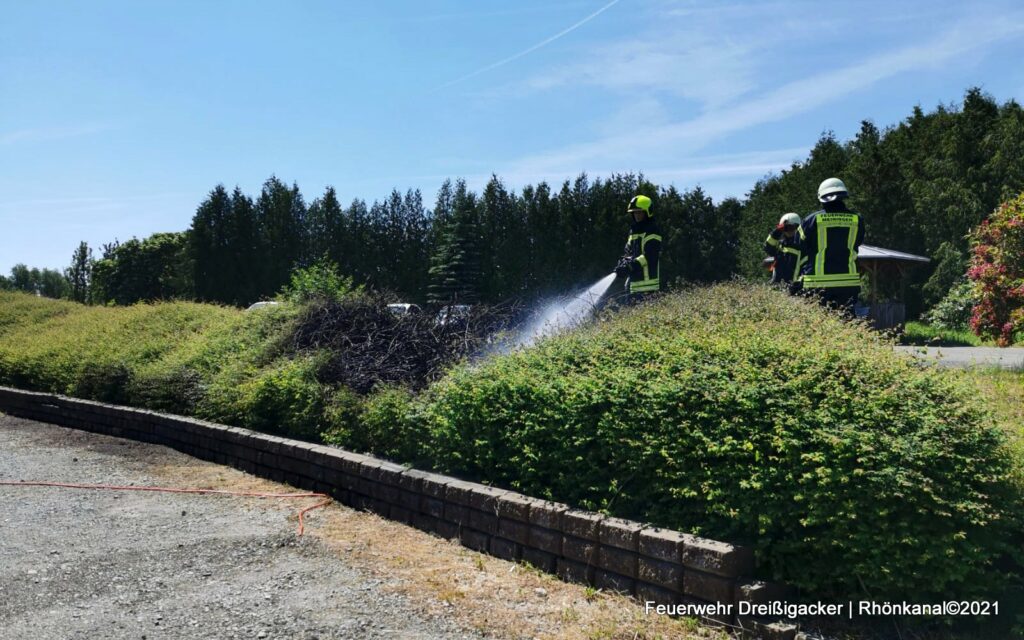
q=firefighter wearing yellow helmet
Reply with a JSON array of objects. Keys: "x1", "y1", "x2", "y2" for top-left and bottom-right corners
[{"x1": 614, "y1": 195, "x2": 662, "y2": 304}]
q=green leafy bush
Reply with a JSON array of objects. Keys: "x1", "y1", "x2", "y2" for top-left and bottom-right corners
[
  {"x1": 73, "y1": 363, "x2": 133, "y2": 404},
  {"x1": 1, "y1": 287, "x2": 1019, "y2": 605},
  {"x1": 0, "y1": 292, "x2": 76, "y2": 337},
  {"x1": 336, "y1": 385, "x2": 426, "y2": 464},
  {"x1": 0, "y1": 291, "x2": 311, "y2": 431},
  {"x1": 277, "y1": 259, "x2": 360, "y2": 304},
  {"x1": 925, "y1": 280, "x2": 979, "y2": 331},
  {"x1": 0, "y1": 294, "x2": 235, "y2": 394},
  {"x1": 128, "y1": 366, "x2": 205, "y2": 414},
  {"x1": 416, "y1": 284, "x2": 1020, "y2": 600},
  {"x1": 234, "y1": 357, "x2": 326, "y2": 440},
  {"x1": 321, "y1": 386, "x2": 365, "y2": 446}
]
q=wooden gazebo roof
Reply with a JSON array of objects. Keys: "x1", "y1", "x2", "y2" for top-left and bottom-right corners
[{"x1": 856, "y1": 245, "x2": 930, "y2": 264}]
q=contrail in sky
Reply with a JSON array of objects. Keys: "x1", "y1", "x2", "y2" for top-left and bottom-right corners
[{"x1": 436, "y1": 0, "x2": 622, "y2": 90}]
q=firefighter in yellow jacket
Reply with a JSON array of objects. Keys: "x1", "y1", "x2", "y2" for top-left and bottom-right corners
[
  {"x1": 614, "y1": 195, "x2": 662, "y2": 304},
  {"x1": 764, "y1": 212, "x2": 802, "y2": 292},
  {"x1": 798, "y1": 178, "x2": 864, "y2": 315}
]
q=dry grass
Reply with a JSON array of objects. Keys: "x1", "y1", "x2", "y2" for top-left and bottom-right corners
[
  {"x1": 149, "y1": 458, "x2": 728, "y2": 640},
  {"x1": 968, "y1": 368, "x2": 1024, "y2": 435}
]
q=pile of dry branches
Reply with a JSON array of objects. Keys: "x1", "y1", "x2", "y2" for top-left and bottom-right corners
[{"x1": 289, "y1": 296, "x2": 519, "y2": 393}]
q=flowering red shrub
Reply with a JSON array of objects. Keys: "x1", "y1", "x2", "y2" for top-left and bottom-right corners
[{"x1": 968, "y1": 192, "x2": 1024, "y2": 345}]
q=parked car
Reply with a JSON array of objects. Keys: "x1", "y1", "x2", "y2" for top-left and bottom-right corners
[
  {"x1": 435, "y1": 304, "x2": 472, "y2": 327},
  {"x1": 246, "y1": 301, "x2": 281, "y2": 311},
  {"x1": 387, "y1": 303, "x2": 423, "y2": 317}
]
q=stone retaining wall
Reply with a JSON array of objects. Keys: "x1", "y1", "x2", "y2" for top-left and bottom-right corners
[{"x1": 0, "y1": 386, "x2": 800, "y2": 639}]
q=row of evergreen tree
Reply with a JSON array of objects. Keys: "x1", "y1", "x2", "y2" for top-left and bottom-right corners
[
  {"x1": 3, "y1": 175, "x2": 742, "y2": 306},
  {"x1": 4, "y1": 88, "x2": 1021, "y2": 315},
  {"x1": 186, "y1": 173, "x2": 742, "y2": 306}
]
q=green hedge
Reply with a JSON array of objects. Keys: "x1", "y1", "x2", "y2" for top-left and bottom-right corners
[
  {"x1": 0, "y1": 288, "x2": 1019, "y2": 603},
  {"x1": 0, "y1": 291, "x2": 305, "y2": 437},
  {"x1": 412, "y1": 284, "x2": 1021, "y2": 600}
]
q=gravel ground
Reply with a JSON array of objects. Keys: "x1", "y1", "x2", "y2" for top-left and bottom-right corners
[{"x1": 0, "y1": 414, "x2": 484, "y2": 640}]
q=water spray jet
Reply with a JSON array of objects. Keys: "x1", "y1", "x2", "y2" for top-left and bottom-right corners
[{"x1": 496, "y1": 273, "x2": 618, "y2": 353}]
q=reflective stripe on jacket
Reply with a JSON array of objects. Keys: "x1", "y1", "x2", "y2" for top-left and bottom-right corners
[
  {"x1": 625, "y1": 218, "x2": 661, "y2": 293},
  {"x1": 798, "y1": 208, "x2": 864, "y2": 288},
  {"x1": 764, "y1": 230, "x2": 802, "y2": 283}
]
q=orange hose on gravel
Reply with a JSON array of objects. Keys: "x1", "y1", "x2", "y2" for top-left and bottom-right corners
[{"x1": 0, "y1": 480, "x2": 332, "y2": 536}]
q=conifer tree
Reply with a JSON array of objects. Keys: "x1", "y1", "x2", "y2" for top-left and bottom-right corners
[
  {"x1": 255, "y1": 176, "x2": 306, "y2": 297},
  {"x1": 428, "y1": 180, "x2": 482, "y2": 305},
  {"x1": 189, "y1": 185, "x2": 232, "y2": 302},
  {"x1": 229, "y1": 187, "x2": 260, "y2": 305},
  {"x1": 65, "y1": 241, "x2": 93, "y2": 303}
]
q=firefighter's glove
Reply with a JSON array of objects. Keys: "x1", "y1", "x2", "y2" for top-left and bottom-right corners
[{"x1": 614, "y1": 257, "x2": 632, "y2": 277}]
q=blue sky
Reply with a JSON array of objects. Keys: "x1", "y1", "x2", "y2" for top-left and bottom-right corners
[{"x1": 3, "y1": 0, "x2": 1024, "y2": 273}]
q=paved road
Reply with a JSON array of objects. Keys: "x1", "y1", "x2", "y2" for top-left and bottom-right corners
[
  {"x1": 0, "y1": 414, "x2": 481, "y2": 640},
  {"x1": 895, "y1": 346, "x2": 1024, "y2": 369}
]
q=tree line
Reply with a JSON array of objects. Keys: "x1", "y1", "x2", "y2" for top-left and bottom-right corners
[
  {"x1": 3, "y1": 175, "x2": 741, "y2": 306},
  {"x1": 4, "y1": 88, "x2": 1021, "y2": 315},
  {"x1": 183, "y1": 172, "x2": 743, "y2": 306}
]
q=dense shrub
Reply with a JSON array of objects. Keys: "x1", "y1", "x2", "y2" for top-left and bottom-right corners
[
  {"x1": 277, "y1": 259, "x2": 361, "y2": 304},
  {"x1": 925, "y1": 279, "x2": 978, "y2": 331},
  {"x1": 969, "y1": 192, "x2": 1024, "y2": 345},
  {"x1": 321, "y1": 386, "x2": 365, "y2": 447},
  {"x1": 324, "y1": 385, "x2": 426, "y2": 464},
  {"x1": 1, "y1": 287, "x2": 1019, "y2": 605},
  {"x1": 72, "y1": 363, "x2": 133, "y2": 405},
  {"x1": 416, "y1": 284, "x2": 1019, "y2": 600},
  {"x1": 0, "y1": 293, "x2": 344, "y2": 442},
  {"x1": 0, "y1": 295, "x2": 235, "y2": 395},
  {"x1": 0, "y1": 292, "x2": 77, "y2": 337},
  {"x1": 128, "y1": 366, "x2": 205, "y2": 415},
  {"x1": 0, "y1": 292, "x2": 308, "y2": 422},
  {"x1": 233, "y1": 357, "x2": 326, "y2": 440}
]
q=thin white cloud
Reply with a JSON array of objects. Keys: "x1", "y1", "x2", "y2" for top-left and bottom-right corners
[
  {"x1": 505, "y1": 13, "x2": 1024, "y2": 177},
  {"x1": 0, "y1": 193, "x2": 192, "y2": 222},
  {"x1": 392, "y1": 147, "x2": 809, "y2": 194},
  {"x1": 0, "y1": 193, "x2": 189, "y2": 209},
  {"x1": 519, "y1": 35, "x2": 757, "y2": 108},
  {"x1": 407, "y1": 3, "x2": 594, "y2": 23},
  {"x1": 643, "y1": 147, "x2": 810, "y2": 182},
  {"x1": 435, "y1": 0, "x2": 622, "y2": 91},
  {"x1": 487, "y1": 0, "x2": 844, "y2": 109},
  {"x1": 0, "y1": 123, "x2": 115, "y2": 146}
]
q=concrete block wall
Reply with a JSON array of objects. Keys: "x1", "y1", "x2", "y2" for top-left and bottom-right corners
[{"x1": 0, "y1": 386, "x2": 798, "y2": 636}]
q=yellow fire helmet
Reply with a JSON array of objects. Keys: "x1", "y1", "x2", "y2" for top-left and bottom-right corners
[{"x1": 627, "y1": 195, "x2": 652, "y2": 215}]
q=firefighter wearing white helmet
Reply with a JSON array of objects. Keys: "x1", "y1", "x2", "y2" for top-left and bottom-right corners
[
  {"x1": 817, "y1": 177, "x2": 849, "y2": 203},
  {"x1": 797, "y1": 178, "x2": 864, "y2": 315},
  {"x1": 764, "y1": 212, "x2": 802, "y2": 288},
  {"x1": 614, "y1": 195, "x2": 662, "y2": 304}
]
